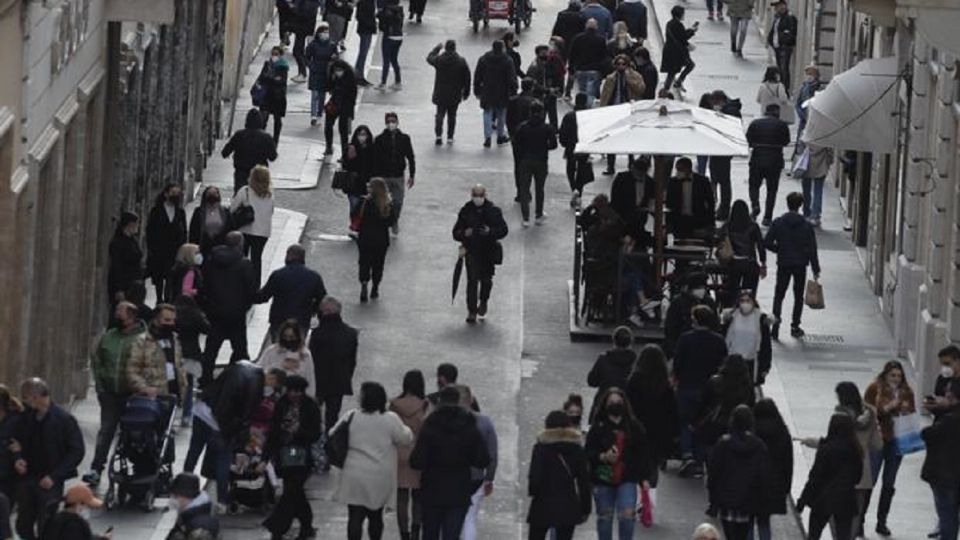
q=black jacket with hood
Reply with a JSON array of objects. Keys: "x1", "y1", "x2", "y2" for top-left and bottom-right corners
[
  {"x1": 428, "y1": 46, "x2": 472, "y2": 107},
  {"x1": 763, "y1": 211, "x2": 820, "y2": 273},
  {"x1": 200, "y1": 245, "x2": 257, "y2": 324},
  {"x1": 797, "y1": 438, "x2": 862, "y2": 518},
  {"x1": 221, "y1": 110, "x2": 278, "y2": 175},
  {"x1": 409, "y1": 404, "x2": 491, "y2": 506},
  {"x1": 921, "y1": 404, "x2": 960, "y2": 487},
  {"x1": 707, "y1": 432, "x2": 771, "y2": 514},
  {"x1": 587, "y1": 348, "x2": 636, "y2": 396},
  {"x1": 527, "y1": 427, "x2": 592, "y2": 527}
]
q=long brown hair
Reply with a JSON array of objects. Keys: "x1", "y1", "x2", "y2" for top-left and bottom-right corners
[
  {"x1": 367, "y1": 177, "x2": 392, "y2": 218},
  {"x1": 0, "y1": 384, "x2": 24, "y2": 414},
  {"x1": 249, "y1": 165, "x2": 273, "y2": 197}
]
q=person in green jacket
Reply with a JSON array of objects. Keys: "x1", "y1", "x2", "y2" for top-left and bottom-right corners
[{"x1": 82, "y1": 301, "x2": 146, "y2": 487}]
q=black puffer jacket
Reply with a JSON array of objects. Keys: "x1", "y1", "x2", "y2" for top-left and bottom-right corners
[
  {"x1": 746, "y1": 115, "x2": 791, "y2": 170},
  {"x1": 764, "y1": 211, "x2": 820, "y2": 273},
  {"x1": 355, "y1": 0, "x2": 376, "y2": 34},
  {"x1": 707, "y1": 432, "x2": 770, "y2": 514},
  {"x1": 200, "y1": 245, "x2": 257, "y2": 324},
  {"x1": 428, "y1": 47, "x2": 471, "y2": 107},
  {"x1": 527, "y1": 428, "x2": 592, "y2": 527},
  {"x1": 755, "y1": 416, "x2": 794, "y2": 515},
  {"x1": 326, "y1": 60, "x2": 359, "y2": 118},
  {"x1": 409, "y1": 405, "x2": 491, "y2": 506},
  {"x1": 201, "y1": 360, "x2": 264, "y2": 444},
  {"x1": 221, "y1": 109, "x2": 278, "y2": 173},
  {"x1": 474, "y1": 50, "x2": 518, "y2": 109}
]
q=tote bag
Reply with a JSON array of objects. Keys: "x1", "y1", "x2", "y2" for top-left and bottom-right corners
[
  {"x1": 804, "y1": 279, "x2": 824, "y2": 309},
  {"x1": 892, "y1": 413, "x2": 926, "y2": 455}
]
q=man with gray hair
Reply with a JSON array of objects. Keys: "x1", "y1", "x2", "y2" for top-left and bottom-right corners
[
  {"x1": 453, "y1": 185, "x2": 508, "y2": 323},
  {"x1": 256, "y1": 243, "x2": 327, "y2": 339},
  {"x1": 309, "y1": 296, "x2": 358, "y2": 437}
]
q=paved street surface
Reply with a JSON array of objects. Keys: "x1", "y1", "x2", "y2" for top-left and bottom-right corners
[{"x1": 66, "y1": 1, "x2": 935, "y2": 539}]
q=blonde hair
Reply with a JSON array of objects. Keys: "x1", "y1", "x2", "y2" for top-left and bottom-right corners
[
  {"x1": 692, "y1": 524, "x2": 720, "y2": 540},
  {"x1": 249, "y1": 165, "x2": 272, "y2": 197},
  {"x1": 613, "y1": 21, "x2": 629, "y2": 36},
  {"x1": 367, "y1": 177, "x2": 392, "y2": 219},
  {"x1": 175, "y1": 243, "x2": 200, "y2": 267}
]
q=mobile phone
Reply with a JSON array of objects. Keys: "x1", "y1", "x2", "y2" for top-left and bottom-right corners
[{"x1": 105, "y1": 526, "x2": 114, "y2": 534}]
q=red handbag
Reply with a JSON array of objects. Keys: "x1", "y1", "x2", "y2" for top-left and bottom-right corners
[
  {"x1": 639, "y1": 486, "x2": 653, "y2": 527},
  {"x1": 349, "y1": 200, "x2": 366, "y2": 232},
  {"x1": 324, "y1": 100, "x2": 338, "y2": 116}
]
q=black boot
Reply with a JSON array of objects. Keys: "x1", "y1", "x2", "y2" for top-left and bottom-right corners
[
  {"x1": 371, "y1": 281, "x2": 380, "y2": 299},
  {"x1": 411, "y1": 524, "x2": 421, "y2": 540},
  {"x1": 400, "y1": 533, "x2": 411, "y2": 540},
  {"x1": 360, "y1": 282, "x2": 369, "y2": 303},
  {"x1": 876, "y1": 487, "x2": 895, "y2": 536}
]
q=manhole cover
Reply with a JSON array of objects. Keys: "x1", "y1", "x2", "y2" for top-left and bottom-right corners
[
  {"x1": 802, "y1": 334, "x2": 845, "y2": 344},
  {"x1": 702, "y1": 74, "x2": 739, "y2": 80}
]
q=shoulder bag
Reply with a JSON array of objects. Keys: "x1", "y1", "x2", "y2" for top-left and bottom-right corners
[
  {"x1": 332, "y1": 169, "x2": 357, "y2": 191},
  {"x1": 324, "y1": 411, "x2": 355, "y2": 468},
  {"x1": 231, "y1": 187, "x2": 256, "y2": 229},
  {"x1": 349, "y1": 199, "x2": 367, "y2": 232}
]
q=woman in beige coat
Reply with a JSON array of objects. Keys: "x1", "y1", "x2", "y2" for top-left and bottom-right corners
[{"x1": 389, "y1": 370, "x2": 429, "y2": 540}]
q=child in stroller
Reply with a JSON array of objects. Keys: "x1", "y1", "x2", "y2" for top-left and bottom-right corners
[
  {"x1": 105, "y1": 394, "x2": 178, "y2": 510},
  {"x1": 227, "y1": 368, "x2": 285, "y2": 513}
]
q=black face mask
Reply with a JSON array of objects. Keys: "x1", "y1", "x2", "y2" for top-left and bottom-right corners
[
  {"x1": 607, "y1": 403, "x2": 625, "y2": 417},
  {"x1": 568, "y1": 414, "x2": 582, "y2": 426},
  {"x1": 206, "y1": 197, "x2": 220, "y2": 205},
  {"x1": 280, "y1": 339, "x2": 299, "y2": 351},
  {"x1": 538, "y1": 55, "x2": 548, "y2": 62},
  {"x1": 168, "y1": 195, "x2": 182, "y2": 205},
  {"x1": 156, "y1": 324, "x2": 176, "y2": 337}
]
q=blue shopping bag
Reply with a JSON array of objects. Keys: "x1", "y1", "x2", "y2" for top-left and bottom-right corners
[{"x1": 892, "y1": 413, "x2": 926, "y2": 455}]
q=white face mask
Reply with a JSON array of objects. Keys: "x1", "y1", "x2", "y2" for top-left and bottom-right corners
[
  {"x1": 357, "y1": 134, "x2": 369, "y2": 144},
  {"x1": 942, "y1": 366, "x2": 955, "y2": 379},
  {"x1": 386, "y1": 122, "x2": 398, "y2": 131},
  {"x1": 78, "y1": 507, "x2": 91, "y2": 520},
  {"x1": 805, "y1": 75, "x2": 816, "y2": 83},
  {"x1": 333, "y1": 69, "x2": 345, "y2": 78},
  {"x1": 739, "y1": 302, "x2": 754, "y2": 315},
  {"x1": 193, "y1": 253, "x2": 203, "y2": 266},
  {"x1": 691, "y1": 288, "x2": 706, "y2": 299},
  {"x1": 318, "y1": 32, "x2": 330, "y2": 40},
  {"x1": 168, "y1": 499, "x2": 181, "y2": 512},
  {"x1": 264, "y1": 386, "x2": 275, "y2": 397},
  {"x1": 472, "y1": 196, "x2": 485, "y2": 207}
]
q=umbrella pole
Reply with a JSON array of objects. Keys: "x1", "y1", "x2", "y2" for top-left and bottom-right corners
[{"x1": 654, "y1": 155, "x2": 667, "y2": 289}]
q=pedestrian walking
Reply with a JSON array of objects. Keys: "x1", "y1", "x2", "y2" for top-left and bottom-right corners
[
  {"x1": 514, "y1": 103, "x2": 557, "y2": 226},
  {"x1": 705, "y1": 0, "x2": 723, "y2": 20},
  {"x1": 13, "y1": 378, "x2": 84, "y2": 540},
  {"x1": 507, "y1": 78, "x2": 540, "y2": 198},
  {"x1": 257, "y1": 46, "x2": 290, "y2": 143},
  {"x1": 795, "y1": 65, "x2": 823, "y2": 134},
  {"x1": 634, "y1": 47, "x2": 658, "y2": 99},
  {"x1": 325, "y1": 59, "x2": 359, "y2": 158},
  {"x1": 725, "y1": 0, "x2": 751, "y2": 55},
  {"x1": 564, "y1": 394, "x2": 585, "y2": 433},
  {"x1": 615, "y1": 0, "x2": 647, "y2": 42},
  {"x1": 704, "y1": 91, "x2": 740, "y2": 219},
  {"x1": 707, "y1": 405, "x2": 770, "y2": 540},
  {"x1": 559, "y1": 93, "x2": 593, "y2": 207},
  {"x1": 311, "y1": 296, "x2": 359, "y2": 431},
  {"x1": 83, "y1": 302, "x2": 145, "y2": 487},
  {"x1": 343, "y1": 125, "x2": 377, "y2": 224},
  {"x1": 258, "y1": 320, "x2": 316, "y2": 397},
  {"x1": 527, "y1": 44, "x2": 564, "y2": 127},
  {"x1": 355, "y1": 178, "x2": 397, "y2": 301},
  {"x1": 458, "y1": 386, "x2": 498, "y2": 540},
  {"x1": 409, "y1": 0, "x2": 427, "y2": 24},
  {"x1": 599, "y1": 54, "x2": 645, "y2": 175},
  {"x1": 188, "y1": 186, "x2": 231, "y2": 257},
  {"x1": 426, "y1": 364, "x2": 481, "y2": 411},
  {"x1": 746, "y1": 104, "x2": 791, "y2": 225},
  {"x1": 661, "y1": 6, "x2": 697, "y2": 92},
  {"x1": 334, "y1": 382, "x2": 414, "y2": 540},
  {"x1": 763, "y1": 191, "x2": 821, "y2": 339},
  {"x1": 221, "y1": 108, "x2": 278, "y2": 193},
  {"x1": 42, "y1": 484, "x2": 110, "y2": 540},
  {"x1": 277, "y1": 0, "x2": 296, "y2": 45},
  {"x1": 863, "y1": 361, "x2": 916, "y2": 537},
  {"x1": 799, "y1": 144, "x2": 833, "y2": 227},
  {"x1": 126, "y1": 304, "x2": 187, "y2": 399},
  {"x1": 696, "y1": 355, "x2": 756, "y2": 452},
  {"x1": 389, "y1": 370, "x2": 429, "y2": 540},
  {"x1": 718, "y1": 200, "x2": 766, "y2": 300},
  {"x1": 165, "y1": 243, "x2": 202, "y2": 300},
  {"x1": 501, "y1": 32, "x2": 524, "y2": 81},
  {"x1": 200, "y1": 232, "x2": 257, "y2": 378},
  {"x1": 373, "y1": 113, "x2": 416, "y2": 235},
  {"x1": 376, "y1": 0, "x2": 404, "y2": 88},
  {"x1": 767, "y1": 0, "x2": 798, "y2": 92},
  {"x1": 752, "y1": 398, "x2": 793, "y2": 540},
  {"x1": 291, "y1": 0, "x2": 321, "y2": 83},
  {"x1": 452, "y1": 185, "x2": 509, "y2": 323},
  {"x1": 230, "y1": 165, "x2": 274, "y2": 284},
  {"x1": 721, "y1": 292, "x2": 773, "y2": 385},
  {"x1": 172, "y1": 293, "x2": 208, "y2": 426},
  {"x1": 263, "y1": 375, "x2": 323, "y2": 540},
  {"x1": 552, "y1": 0, "x2": 585, "y2": 60},
  {"x1": 409, "y1": 386, "x2": 491, "y2": 540},
  {"x1": 606, "y1": 22, "x2": 638, "y2": 62},
  {"x1": 581, "y1": 0, "x2": 613, "y2": 37},
  {"x1": 305, "y1": 23, "x2": 336, "y2": 127},
  {"x1": 927, "y1": 345, "x2": 960, "y2": 420},
  {"x1": 588, "y1": 326, "x2": 637, "y2": 418},
  {"x1": 325, "y1": 0, "x2": 354, "y2": 47},
  {"x1": 255, "y1": 244, "x2": 327, "y2": 338},
  {"x1": 921, "y1": 378, "x2": 960, "y2": 540},
  {"x1": 107, "y1": 211, "x2": 142, "y2": 304},
  {"x1": 756, "y1": 67, "x2": 792, "y2": 124},
  {"x1": 626, "y1": 345, "x2": 678, "y2": 479},
  {"x1": 428, "y1": 40, "x2": 472, "y2": 145},
  {"x1": 663, "y1": 272, "x2": 718, "y2": 355},
  {"x1": 145, "y1": 183, "x2": 187, "y2": 302},
  {"x1": 475, "y1": 40, "x2": 519, "y2": 147},
  {"x1": 353, "y1": 0, "x2": 376, "y2": 85},
  {"x1": 166, "y1": 473, "x2": 219, "y2": 540},
  {"x1": 526, "y1": 410, "x2": 591, "y2": 540},
  {"x1": 568, "y1": 18, "x2": 607, "y2": 106},
  {"x1": 797, "y1": 413, "x2": 863, "y2": 540},
  {"x1": 585, "y1": 387, "x2": 652, "y2": 540}
]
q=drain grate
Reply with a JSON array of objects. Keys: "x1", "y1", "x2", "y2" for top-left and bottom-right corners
[{"x1": 801, "y1": 334, "x2": 845, "y2": 344}]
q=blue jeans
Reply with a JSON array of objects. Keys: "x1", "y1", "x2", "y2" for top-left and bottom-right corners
[
  {"x1": 311, "y1": 89, "x2": 326, "y2": 118},
  {"x1": 593, "y1": 483, "x2": 637, "y2": 540},
  {"x1": 877, "y1": 439, "x2": 903, "y2": 491},
  {"x1": 677, "y1": 386, "x2": 704, "y2": 460},
  {"x1": 483, "y1": 107, "x2": 506, "y2": 139},
  {"x1": 576, "y1": 70, "x2": 600, "y2": 107},
  {"x1": 751, "y1": 514, "x2": 771, "y2": 540},
  {"x1": 184, "y1": 419, "x2": 231, "y2": 504},
  {"x1": 355, "y1": 33, "x2": 373, "y2": 77},
  {"x1": 932, "y1": 483, "x2": 960, "y2": 540},
  {"x1": 380, "y1": 38, "x2": 402, "y2": 84},
  {"x1": 802, "y1": 176, "x2": 825, "y2": 219},
  {"x1": 421, "y1": 503, "x2": 469, "y2": 539},
  {"x1": 696, "y1": 155, "x2": 709, "y2": 175}
]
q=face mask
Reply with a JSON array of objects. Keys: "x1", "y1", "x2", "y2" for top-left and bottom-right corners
[
  {"x1": 281, "y1": 339, "x2": 299, "y2": 351},
  {"x1": 357, "y1": 134, "x2": 369, "y2": 144},
  {"x1": 318, "y1": 32, "x2": 330, "y2": 40},
  {"x1": 271, "y1": 54, "x2": 280, "y2": 62},
  {"x1": 206, "y1": 196, "x2": 220, "y2": 205},
  {"x1": 263, "y1": 386, "x2": 275, "y2": 397},
  {"x1": 607, "y1": 402, "x2": 625, "y2": 417},
  {"x1": 739, "y1": 302, "x2": 754, "y2": 315},
  {"x1": 691, "y1": 288, "x2": 706, "y2": 299},
  {"x1": 158, "y1": 324, "x2": 176, "y2": 337},
  {"x1": 333, "y1": 69, "x2": 344, "y2": 78},
  {"x1": 805, "y1": 75, "x2": 815, "y2": 83},
  {"x1": 168, "y1": 194, "x2": 182, "y2": 205},
  {"x1": 386, "y1": 122, "x2": 398, "y2": 131},
  {"x1": 942, "y1": 366, "x2": 955, "y2": 379},
  {"x1": 78, "y1": 508, "x2": 91, "y2": 520},
  {"x1": 472, "y1": 196, "x2": 485, "y2": 207},
  {"x1": 193, "y1": 253, "x2": 203, "y2": 266},
  {"x1": 568, "y1": 414, "x2": 582, "y2": 426}
]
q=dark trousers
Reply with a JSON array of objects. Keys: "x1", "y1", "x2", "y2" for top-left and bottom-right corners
[
  {"x1": 348, "y1": 505, "x2": 385, "y2": 540},
  {"x1": 435, "y1": 103, "x2": 460, "y2": 139},
  {"x1": 421, "y1": 503, "x2": 469, "y2": 540},
  {"x1": 359, "y1": 245, "x2": 388, "y2": 284},
  {"x1": 748, "y1": 164, "x2": 782, "y2": 221},
  {"x1": 726, "y1": 258, "x2": 760, "y2": 303},
  {"x1": 710, "y1": 156, "x2": 732, "y2": 218},
  {"x1": 775, "y1": 47, "x2": 794, "y2": 93},
  {"x1": 518, "y1": 159, "x2": 548, "y2": 220},
  {"x1": 243, "y1": 234, "x2": 268, "y2": 285},
  {"x1": 233, "y1": 168, "x2": 252, "y2": 194},
  {"x1": 259, "y1": 108, "x2": 283, "y2": 144},
  {"x1": 325, "y1": 113, "x2": 353, "y2": 156},
  {"x1": 465, "y1": 257, "x2": 493, "y2": 314},
  {"x1": 663, "y1": 59, "x2": 695, "y2": 89},
  {"x1": 15, "y1": 480, "x2": 62, "y2": 540},
  {"x1": 183, "y1": 419, "x2": 231, "y2": 503},
  {"x1": 202, "y1": 318, "x2": 249, "y2": 384},
  {"x1": 380, "y1": 39, "x2": 403, "y2": 84},
  {"x1": 543, "y1": 94, "x2": 558, "y2": 127},
  {"x1": 319, "y1": 393, "x2": 344, "y2": 431},
  {"x1": 264, "y1": 466, "x2": 312, "y2": 535},
  {"x1": 706, "y1": 0, "x2": 724, "y2": 13},
  {"x1": 91, "y1": 391, "x2": 127, "y2": 472},
  {"x1": 722, "y1": 519, "x2": 751, "y2": 540},
  {"x1": 932, "y1": 483, "x2": 960, "y2": 540},
  {"x1": 772, "y1": 265, "x2": 806, "y2": 328},
  {"x1": 807, "y1": 509, "x2": 853, "y2": 540},
  {"x1": 529, "y1": 524, "x2": 575, "y2": 540},
  {"x1": 293, "y1": 32, "x2": 307, "y2": 76},
  {"x1": 397, "y1": 488, "x2": 422, "y2": 533},
  {"x1": 566, "y1": 155, "x2": 590, "y2": 193}
]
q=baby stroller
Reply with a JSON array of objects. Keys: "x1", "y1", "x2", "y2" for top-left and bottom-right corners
[
  {"x1": 228, "y1": 446, "x2": 276, "y2": 512},
  {"x1": 104, "y1": 394, "x2": 178, "y2": 510}
]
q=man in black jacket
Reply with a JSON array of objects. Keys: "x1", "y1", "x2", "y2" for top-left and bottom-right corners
[
  {"x1": 374, "y1": 112, "x2": 416, "y2": 235},
  {"x1": 666, "y1": 157, "x2": 715, "y2": 239},
  {"x1": 201, "y1": 231, "x2": 257, "y2": 383},
  {"x1": 410, "y1": 386, "x2": 491, "y2": 540},
  {"x1": 768, "y1": 0, "x2": 798, "y2": 92},
  {"x1": 526, "y1": 45, "x2": 564, "y2": 127},
  {"x1": 551, "y1": 0, "x2": 585, "y2": 98},
  {"x1": 475, "y1": 41, "x2": 519, "y2": 148},
  {"x1": 255, "y1": 244, "x2": 327, "y2": 339},
  {"x1": 428, "y1": 40, "x2": 471, "y2": 145},
  {"x1": 568, "y1": 18, "x2": 608, "y2": 106},
  {"x1": 764, "y1": 192, "x2": 820, "y2": 339},
  {"x1": 353, "y1": 0, "x2": 376, "y2": 85},
  {"x1": 507, "y1": 78, "x2": 540, "y2": 201},
  {"x1": 453, "y1": 185, "x2": 509, "y2": 323},
  {"x1": 221, "y1": 109, "x2": 278, "y2": 193},
  {"x1": 13, "y1": 378, "x2": 84, "y2": 540},
  {"x1": 610, "y1": 156, "x2": 654, "y2": 242},
  {"x1": 746, "y1": 104, "x2": 791, "y2": 225},
  {"x1": 514, "y1": 104, "x2": 558, "y2": 227},
  {"x1": 921, "y1": 379, "x2": 960, "y2": 540},
  {"x1": 559, "y1": 93, "x2": 593, "y2": 208},
  {"x1": 309, "y1": 296, "x2": 358, "y2": 433}
]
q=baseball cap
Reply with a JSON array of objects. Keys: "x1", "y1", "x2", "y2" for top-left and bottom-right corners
[{"x1": 65, "y1": 484, "x2": 103, "y2": 509}]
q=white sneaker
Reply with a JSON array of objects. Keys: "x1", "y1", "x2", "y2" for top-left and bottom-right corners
[
  {"x1": 535, "y1": 214, "x2": 547, "y2": 225},
  {"x1": 291, "y1": 74, "x2": 307, "y2": 83},
  {"x1": 629, "y1": 314, "x2": 645, "y2": 327},
  {"x1": 447, "y1": 138, "x2": 454, "y2": 144},
  {"x1": 522, "y1": 220, "x2": 531, "y2": 228},
  {"x1": 391, "y1": 82, "x2": 403, "y2": 90}
]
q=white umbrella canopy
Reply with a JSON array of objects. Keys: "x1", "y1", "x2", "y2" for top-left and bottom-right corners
[
  {"x1": 801, "y1": 56, "x2": 900, "y2": 153},
  {"x1": 574, "y1": 99, "x2": 749, "y2": 157}
]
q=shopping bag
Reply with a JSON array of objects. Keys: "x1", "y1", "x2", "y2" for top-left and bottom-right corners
[
  {"x1": 639, "y1": 486, "x2": 654, "y2": 527},
  {"x1": 792, "y1": 147, "x2": 810, "y2": 178},
  {"x1": 804, "y1": 279, "x2": 824, "y2": 309},
  {"x1": 892, "y1": 413, "x2": 926, "y2": 455}
]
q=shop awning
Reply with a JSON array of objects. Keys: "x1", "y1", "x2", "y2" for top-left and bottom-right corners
[{"x1": 801, "y1": 56, "x2": 901, "y2": 154}]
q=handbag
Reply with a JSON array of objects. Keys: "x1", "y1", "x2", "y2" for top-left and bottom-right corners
[
  {"x1": 323, "y1": 411, "x2": 355, "y2": 469},
  {"x1": 349, "y1": 200, "x2": 366, "y2": 232},
  {"x1": 491, "y1": 241, "x2": 504, "y2": 265},
  {"x1": 792, "y1": 147, "x2": 811, "y2": 178},
  {"x1": 639, "y1": 485, "x2": 654, "y2": 527},
  {"x1": 251, "y1": 80, "x2": 267, "y2": 107},
  {"x1": 324, "y1": 100, "x2": 338, "y2": 116},
  {"x1": 332, "y1": 170, "x2": 356, "y2": 191},
  {"x1": 804, "y1": 279, "x2": 825, "y2": 309},
  {"x1": 892, "y1": 413, "x2": 926, "y2": 455},
  {"x1": 279, "y1": 445, "x2": 308, "y2": 468},
  {"x1": 717, "y1": 235, "x2": 734, "y2": 264},
  {"x1": 231, "y1": 188, "x2": 256, "y2": 229}
]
